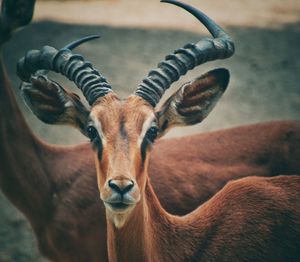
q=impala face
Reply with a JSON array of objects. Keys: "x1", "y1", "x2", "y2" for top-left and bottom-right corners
[
  {"x1": 84, "y1": 69, "x2": 229, "y2": 228},
  {"x1": 88, "y1": 93, "x2": 157, "y2": 227}
]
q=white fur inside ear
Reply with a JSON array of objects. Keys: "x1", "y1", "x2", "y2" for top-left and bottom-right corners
[{"x1": 64, "y1": 100, "x2": 73, "y2": 108}]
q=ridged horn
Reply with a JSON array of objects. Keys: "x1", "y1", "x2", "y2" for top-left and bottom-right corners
[
  {"x1": 17, "y1": 35, "x2": 112, "y2": 105},
  {"x1": 134, "y1": 0, "x2": 235, "y2": 107}
]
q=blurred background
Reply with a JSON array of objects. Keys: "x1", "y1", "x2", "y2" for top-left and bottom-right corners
[{"x1": 1, "y1": 0, "x2": 300, "y2": 260}]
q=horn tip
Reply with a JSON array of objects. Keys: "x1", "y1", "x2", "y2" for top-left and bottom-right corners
[
  {"x1": 160, "y1": 0, "x2": 182, "y2": 5},
  {"x1": 64, "y1": 35, "x2": 101, "y2": 50}
]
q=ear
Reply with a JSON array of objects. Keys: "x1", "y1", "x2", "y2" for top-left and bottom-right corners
[
  {"x1": 20, "y1": 75, "x2": 90, "y2": 136},
  {"x1": 156, "y1": 68, "x2": 229, "y2": 136}
]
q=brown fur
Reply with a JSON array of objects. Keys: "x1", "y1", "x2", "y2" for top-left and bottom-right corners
[{"x1": 1, "y1": 1, "x2": 300, "y2": 261}]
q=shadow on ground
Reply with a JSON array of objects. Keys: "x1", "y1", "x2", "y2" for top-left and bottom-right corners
[{"x1": 0, "y1": 21, "x2": 299, "y2": 261}]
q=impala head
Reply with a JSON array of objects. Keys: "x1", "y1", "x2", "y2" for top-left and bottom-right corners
[
  {"x1": 17, "y1": 0, "x2": 234, "y2": 228},
  {"x1": 88, "y1": 94, "x2": 153, "y2": 216}
]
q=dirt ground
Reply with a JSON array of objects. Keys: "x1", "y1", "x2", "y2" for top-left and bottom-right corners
[{"x1": 0, "y1": 0, "x2": 300, "y2": 261}]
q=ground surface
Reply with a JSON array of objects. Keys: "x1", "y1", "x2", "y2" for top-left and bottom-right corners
[{"x1": 0, "y1": 0, "x2": 300, "y2": 261}]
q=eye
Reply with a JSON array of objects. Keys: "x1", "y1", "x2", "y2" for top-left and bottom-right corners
[
  {"x1": 86, "y1": 126, "x2": 99, "y2": 142},
  {"x1": 141, "y1": 125, "x2": 158, "y2": 162},
  {"x1": 145, "y1": 126, "x2": 158, "y2": 143},
  {"x1": 86, "y1": 125, "x2": 103, "y2": 159}
]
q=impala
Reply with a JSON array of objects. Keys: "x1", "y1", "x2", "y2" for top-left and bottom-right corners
[
  {"x1": 16, "y1": 0, "x2": 300, "y2": 261},
  {"x1": 1, "y1": 0, "x2": 299, "y2": 261}
]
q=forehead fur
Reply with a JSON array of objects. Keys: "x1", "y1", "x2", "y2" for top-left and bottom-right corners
[{"x1": 90, "y1": 93, "x2": 154, "y2": 139}]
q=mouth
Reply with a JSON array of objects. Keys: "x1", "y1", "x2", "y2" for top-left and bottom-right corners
[
  {"x1": 104, "y1": 201, "x2": 135, "y2": 212},
  {"x1": 109, "y1": 202, "x2": 129, "y2": 210},
  {"x1": 102, "y1": 191, "x2": 140, "y2": 213}
]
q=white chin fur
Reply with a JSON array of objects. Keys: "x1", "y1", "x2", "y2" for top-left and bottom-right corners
[
  {"x1": 113, "y1": 214, "x2": 128, "y2": 228},
  {"x1": 105, "y1": 204, "x2": 135, "y2": 228}
]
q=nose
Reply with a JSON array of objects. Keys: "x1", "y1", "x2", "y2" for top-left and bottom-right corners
[{"x1": 108, "y1": 179, "x2": 134, "y2": 195}]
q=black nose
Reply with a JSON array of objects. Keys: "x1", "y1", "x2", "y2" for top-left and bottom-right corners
[{"x1": 108, "y1": 179, "x2": 134, "y2": 195}]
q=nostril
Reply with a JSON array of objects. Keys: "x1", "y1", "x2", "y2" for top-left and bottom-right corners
[
  {"x1": 108, "y1": 179, "x2": 122, "y2": 194},
  {"x1": 123, "y1": 180, "x2": 134, "y2": 194},
  {"x1": 108, "y1": 179, "x2": 134, "y2": 195}
]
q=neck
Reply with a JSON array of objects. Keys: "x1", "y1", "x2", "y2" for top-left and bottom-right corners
[
  {"x1": 0, "y1": 51, "x2": 36, "y2": 143},
  {"x1": 105, "y1": 177, "x2": 207, "y2": 262},
  {"x1": 0, "y1": 50, "x2": 51, "y2": 221},
  {"x1": 106, "y1": 179, "x2": 165, "y2": 261}
]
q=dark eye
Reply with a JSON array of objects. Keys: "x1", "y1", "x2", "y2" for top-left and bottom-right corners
[
  {"x1": 86, "y1": 126, "x2": 99, "y2": 142},
  {"x1": 86, "y1": 125, "x2": 103, "y2": 159},
  {"x1": 145, "y1": 126, "x2": 158, "y2": 143},
  {"x1": 141, "y1": 125, "x2": 158, "y2": 161}
]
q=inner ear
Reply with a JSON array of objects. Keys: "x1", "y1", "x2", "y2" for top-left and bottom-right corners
[
  {"x1": 156, "y1": 68, "x2": 230, "y2": 136},
  {"x1": 21, "y1": 75, "x2": 90, "y2": 135}
]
